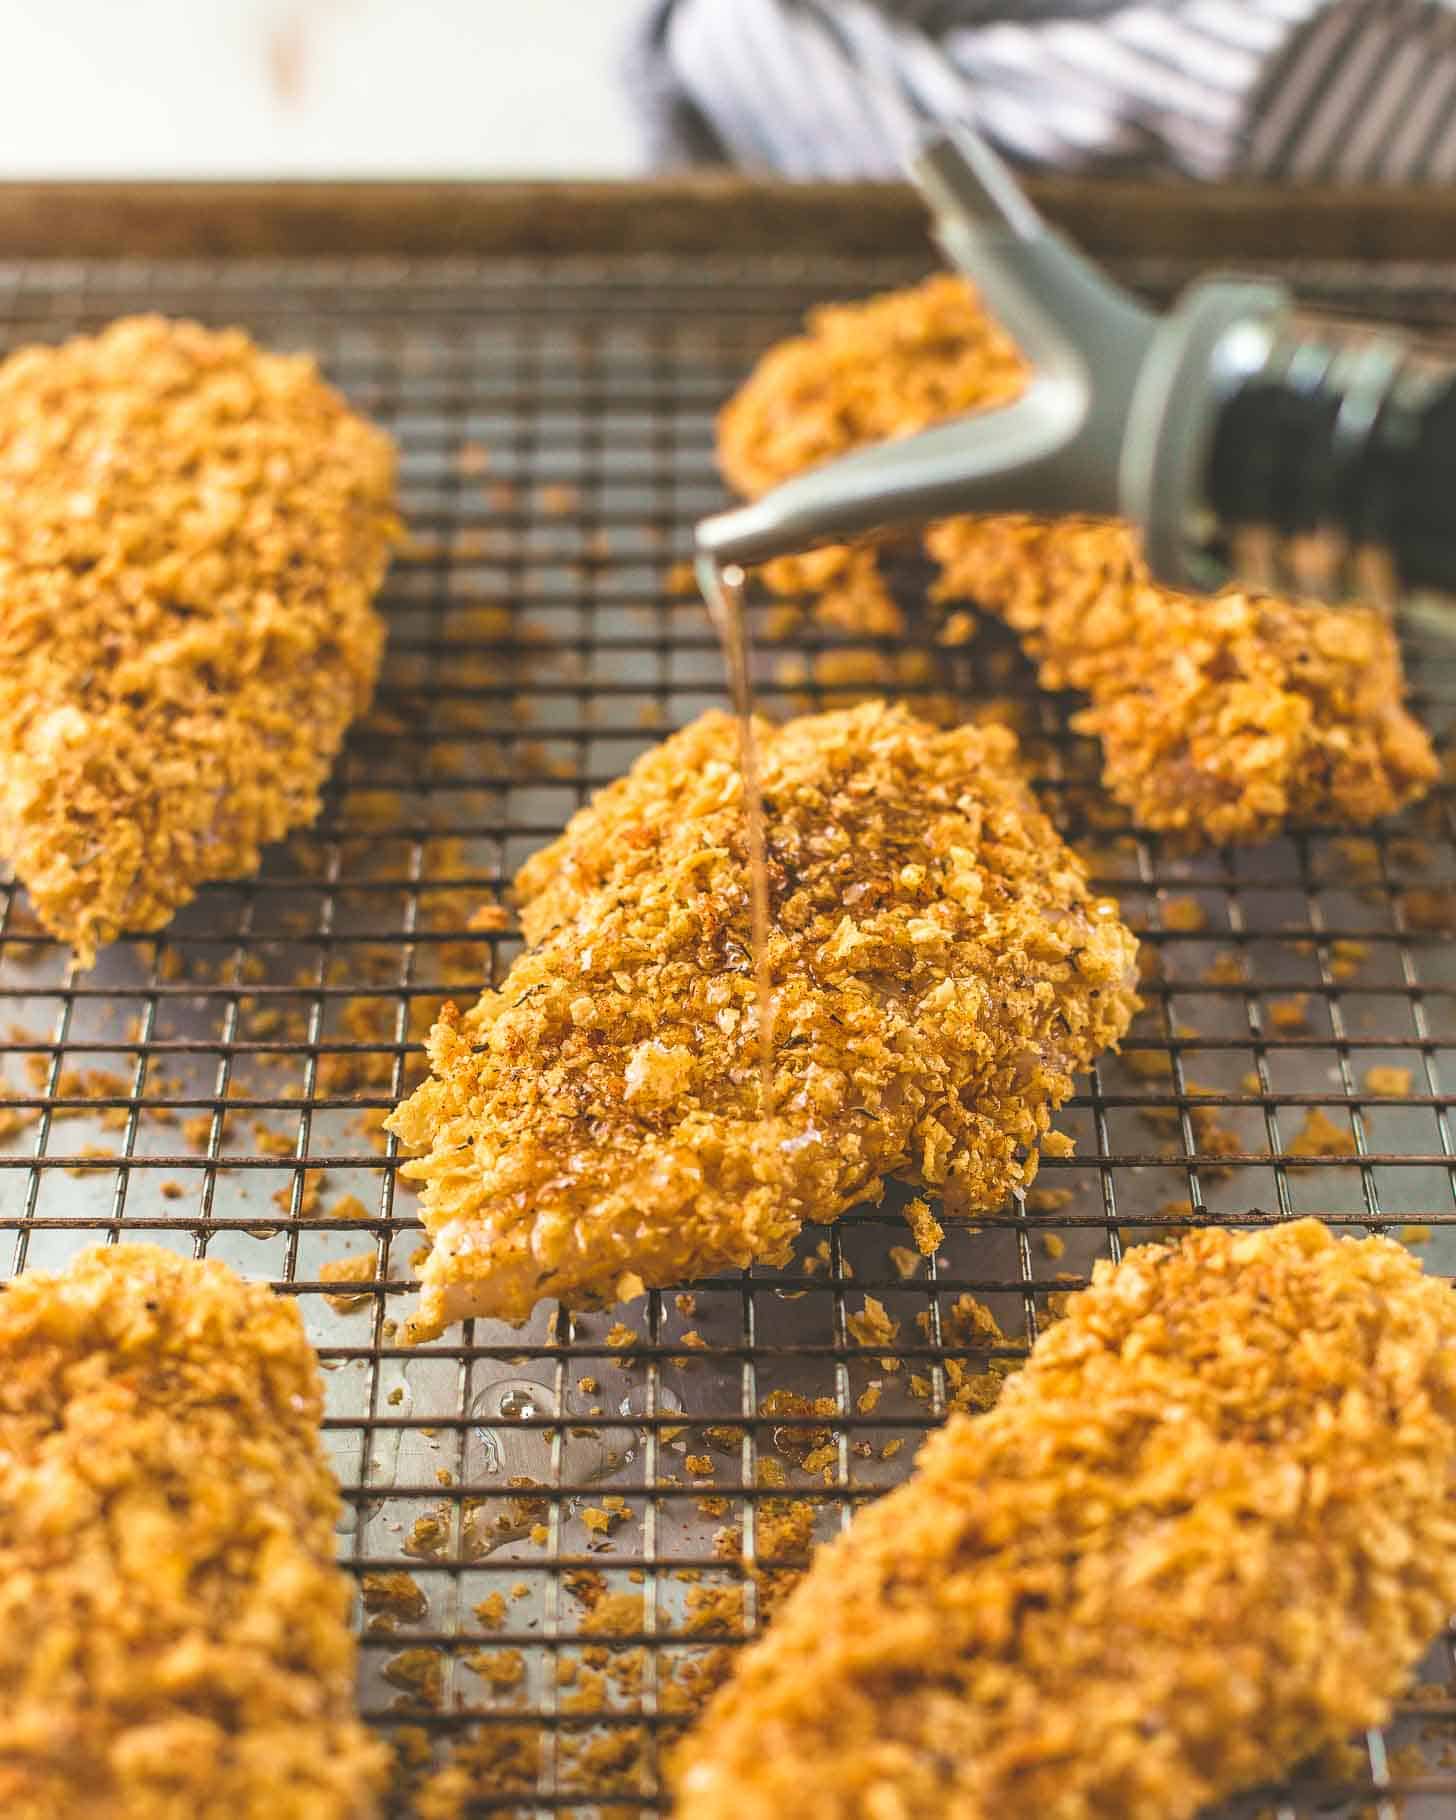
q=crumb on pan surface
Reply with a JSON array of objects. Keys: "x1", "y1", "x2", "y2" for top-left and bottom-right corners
[
  {"x1": 387, "y1": 701, "x2": 1139, "y2": 1333},
  {"x1": 0, "y1": 314, "x2": 398, "y2": 965},
  {"x1": 718, "y1": 276, "x2": 1437, "y2": 842},
  {"x1": 0, "y1": 1242, "x2": 387, "y2": 1820},
  {"x1": 672, "y1": 1219, "x2": 1456, "y2": 1820}
]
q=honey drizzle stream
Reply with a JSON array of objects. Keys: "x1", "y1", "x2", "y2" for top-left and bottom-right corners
[{"x1": 698, "y1": 557, "x2": 775, "y2": 1113}]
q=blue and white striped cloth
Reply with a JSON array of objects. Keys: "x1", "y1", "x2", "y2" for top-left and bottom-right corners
[{"x1": 627, "y1": 0, "x2": 1456, "y2": 182}]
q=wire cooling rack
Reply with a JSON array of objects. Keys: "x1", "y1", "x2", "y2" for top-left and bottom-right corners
[{"x1": 2, "y1": 252, "x2": 1456, "y2": 1818}]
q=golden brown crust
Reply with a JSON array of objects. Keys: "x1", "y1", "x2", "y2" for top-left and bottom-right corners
[
  {"x1": 0, "y1": 315, "x2": 398, "y2": 964},
  {"x1": 928, "y1": 514, "x2": 1439, "y2": 843},
  {"x1": 0, "y1": 1243, "x2": 387, "y2": 1820},
  {"x1": 389, "y1": 702, "x2": 1138, "y2": 1333},
  {"x1": 716, "y1": 274, "x2": 1026, "y2": 499},
  {"x1": 718, "y1": 276, "x2": 1437, "y2": 842},
  {"x1": 673, "y1": 1219, "x2": 1456, "y2": 1820}
]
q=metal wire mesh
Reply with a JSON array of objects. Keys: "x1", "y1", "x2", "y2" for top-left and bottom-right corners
[{"x1": 3, "y1": 250, "x2": 1456, "y2": 1818}]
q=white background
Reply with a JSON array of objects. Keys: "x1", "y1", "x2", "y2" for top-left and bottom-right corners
[{"x1": 0, "y1": 0, "x2": 645, "y2": 177}]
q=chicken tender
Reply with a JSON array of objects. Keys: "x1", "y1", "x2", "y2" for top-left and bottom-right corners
[
  {"x1": 388, "y1": 701, "x2": 1138, "y2": 1333},
  {"x1": 717, "y1": 274, "x2": 1026, "y2": 501},
  {"x1": 0, "y1": 1243, "x2": 386, "y2": 1820},
  {"x1": 929, "y1": 514, "x2": 1439, "y2": 844},
  {"x1": 718, "y1": 276, "x2": 1437, "y2": 842},
  {"x1": 673, "y1": 1219, "x2": 1456, "y2": 1820},
  {"x1": 0, "y1": 315, "x2": 398, "y2": 964}
]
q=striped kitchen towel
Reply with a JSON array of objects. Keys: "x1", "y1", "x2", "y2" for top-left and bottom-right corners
[{"x1": 626, "y1": 0, "x2": 1456, "y2": 182}]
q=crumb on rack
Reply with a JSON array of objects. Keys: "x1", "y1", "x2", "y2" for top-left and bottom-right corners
[
  {"x1": 472, "y1": 1593, "x2": 507, "y2": 1631},
  {"x1": 319, "y1": 1251, "x2": 376, "y2": 1314},
  {"x1": 1289, "y1": 1107, "x2": 1358, "y2": 1160},
  {"x1": 362, "y1": 1571, "x2": 428, "y2": 1624},
  {"x1": 1161, "y1": 896, "x2": 1206, "y2": 933},
  {"x1": 1024, "y1": 1187, "x2": 1074, "y2": 1214},
  {"x1": 903, "y1": 1195, "x2": 944, "y2": 1257},
  {"x1": 888, "y1": 1245, "x2": 923, "y2": 1280}
]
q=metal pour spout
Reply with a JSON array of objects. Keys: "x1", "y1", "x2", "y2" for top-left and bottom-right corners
[{"x1": 696, "y1": 124, "x2": 1289, "y2": 596}]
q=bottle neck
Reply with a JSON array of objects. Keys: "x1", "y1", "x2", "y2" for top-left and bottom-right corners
[{"x1": 1202, "y1": 319, "x2": 1456, "y2": 596}]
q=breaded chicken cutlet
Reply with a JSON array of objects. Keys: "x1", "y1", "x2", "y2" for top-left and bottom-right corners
[
  {"x1": 673, "y1": 1219, "x2": 1456, "y2": 1820},
  {"x1": 388, "y1": 701, "x2": 1138, "y2": 1333},
  {"x1": 718, "y1": 275, "x2": 1438, "y2": 844},
  {"x1": 0, "y1": 1243, "x2": 386, "y2": 1820},
  {"x1": 0, "y1": 315, "x2": 398, "y2": 965}
]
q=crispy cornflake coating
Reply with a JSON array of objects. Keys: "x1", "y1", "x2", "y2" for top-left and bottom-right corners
[
  {"x1": 388, "y1": 702, "x2": 1138, "y2": 1332},
  {"x1": 929, "y1": 514, "x2": 1439, "y2": 843},
  {"x1": 717, "y1": 273, "x2": 1026, "y2": 500},
  {"x1": 0, "y1": 1243, "x2": 387, "y2": 1820},
  {"x1": 0, "y1": 315, "x2": 398, "y2": 964},
  {"x1": 673, "y1": 1220, "x2": 1456, "y2": 1820},
  {"x1": 718, "y1": 275, "x2": 1437, "y2": 842}
]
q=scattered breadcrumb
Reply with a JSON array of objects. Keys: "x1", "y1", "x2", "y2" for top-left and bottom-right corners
[
  {"x1": 855, "y1": 1385, "x2": 882, "y2": 1416},
  {"x1": 605, "y1": 1323, "x2": 638, "y2": 1349},
  {"x1": 1024, "y1": 1187, "x2": 1074, "y2": 1215},
  {"x1": 761, "y1": 1391, "x2": 836, "y2": 1463},
  {"x1": 902, "y1": 1195, "x2": 943, "y2": 1257},
  {"x1": 409, "y1": 1724, "x2": 540, "y2": 1818},
  {"x1": 382, "y1": 1647, "x2": 444, "y2": 1708},
  {"x1": 1402, "y1": 1224, "x2": 1434, "y2": 1246},
  {"x1": 272, "y1": 1172, "x2": 325, "y2": 1218},
  {"x1": 1268, "y1": 995, "x2": 1310, "y2": 1031},
  {"x1": 1329, "y1": 937, "x2": 1368, "y2": 981},
  {"x1": 404, "y1": 1509, "x2": 451, "y2": 1561},
  {"x1": 182, "y1": 1113, "x2": 215, "y2": 1151},
  {"x1": 1038, "y1": 1232, "x2": 1066, "y2": 1260},
  {"x1": 672, "y1": 1221, "x2": 1456, "y2": 1820},
  {"x1": 319, "y1": 1251, "x2": 376, "y2": 1314},
  {"x1": 0, "y1": 316, "x2": 398, "y2": 964},
  {"x1": 463, "y1": 1648, "x2": 525, "y2": 1690},
  {"x1": 581, "y1": 1504, "x2": 630, "y2": 1536},
  {"x1": 938, "y1": 1293, "x2": 1006, "y2": 1350},
  {"x1": 888, "y1": 1245, "x2": 923, "y2": 1280},
  {"x1": 327, "y1": 1191, "x2": 371, "y2": 1221},
  {"x1": 846, "y1": 1296, "x2": 900, "y2": 1355},
  {"x1": 1289, "y1": 1108, "x2": 1358, "y2": 1160},
  {"x1": 362, "y1": 1570, "x2": 427, "y2": 1623},
  {"x1": 0, "y1": 1244, "x2": 387, "y2": 1814},
  {"x1": 1161, "y1": 897, "x2": 1206, "y2": 933},
  {"x1": 1402, "y1": 886, "x2": 1456, "y2": 933},
  {"x1": 389, "y1": 703, "x2": 1138, "y2": 1333},
  {"x1": 1365, "y1": 1065, "x2": 1413, "y2": 1097},
  {"x1": 538, "y1": 483, "x2": 580, "y2": 517},
  {"x1": 472, "y1": 1593, "x2": 507, "y2": 1631}
]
